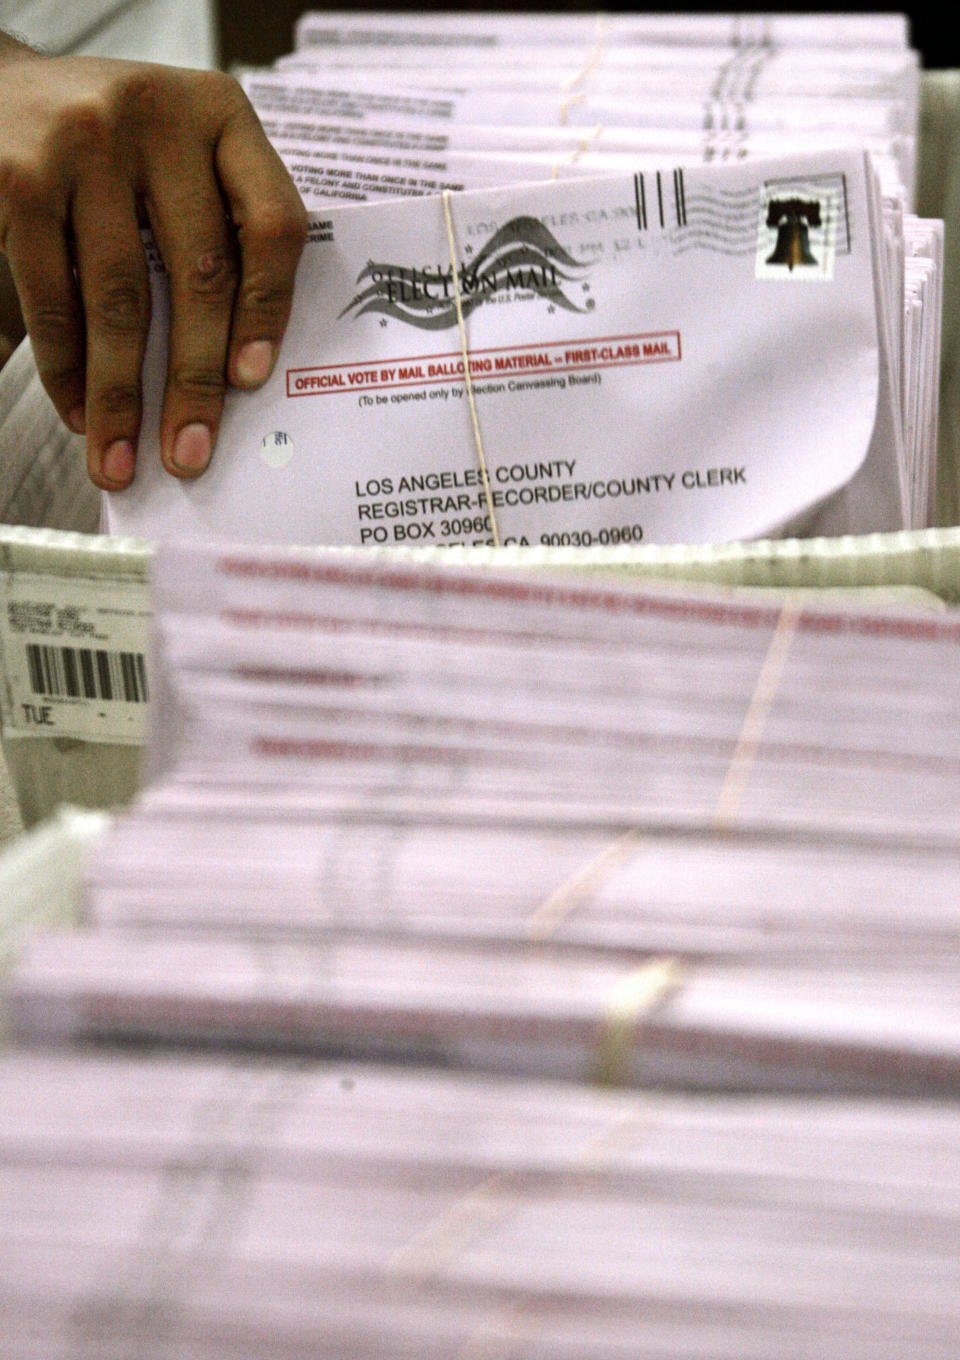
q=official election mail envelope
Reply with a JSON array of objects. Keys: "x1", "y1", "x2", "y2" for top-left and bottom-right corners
[
  {"x1": 293, "y1": 10, "x2": 911, "y2": 55},
  {"x1": 104, "y1": 149, "x2": 906, "y2": 548},
  {"x1": 247, "y1": 67, "x2": 913, "y2": 202}
]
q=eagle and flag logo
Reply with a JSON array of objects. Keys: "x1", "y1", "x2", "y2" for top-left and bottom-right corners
[{"x1": 339, "y1": 217, "x2": 593, "y2": 329}]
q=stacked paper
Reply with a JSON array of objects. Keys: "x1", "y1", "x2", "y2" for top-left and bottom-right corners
[
  {"x1": 267, "y1": 10, "x2": 919, "y2": 202},
  {"x1": 3, "y1": 1048, "x2": 960, "y2": 1358},
  {"x1": 13, "y1": 928, "x2": 960, "y2": 1095},
  {"x1": 10, "y1": 522, "x2": 960, "y2": 833},
  {"x1": 8, "y1": 544, "x2": 959, "y2": 1097}
]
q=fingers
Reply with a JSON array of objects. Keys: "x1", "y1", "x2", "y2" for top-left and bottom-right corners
[
  {"x1": 0, "y1": 61, "x2": 307, "y2": 488},
  {"x1": 215, "y1": 100, "x2": 308, "y2": 392},
  {"x1": 146, "y1": 81, "x2": 306, "y2": 481},
  {"x1": 72, "y1": 173, "x2": 150, "y2": 489},
  {"x1": 147, "y1": 147, "x2": 238, "y2": 479}
]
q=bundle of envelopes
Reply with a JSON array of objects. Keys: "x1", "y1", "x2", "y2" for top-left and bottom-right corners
[
  {"x1": 7, "y1": 538, "x2": 960, "y2": 1353},
  {"x1": 10, "y1": 544, "x2": 960, "y2": 1102},
  {"x1": 266, "y1": 10, "x2": 919, "y2": 201},
  {"x1": 3, "y1": 1047, "x2": 960, "y2": 1358},
  {"x1": 102, "y1": 11, "x2": 943, "y2": 547}
]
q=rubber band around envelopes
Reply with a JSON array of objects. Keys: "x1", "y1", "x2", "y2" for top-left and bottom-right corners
[
  {"x1": 385, "y1": 598, "x2": 804, "y2": 1354},
  {"x1": 558, "y1": 12, "x2": 607, "y2": 96},
  {"x1": 550, "y1": 126, "x2": 606, "y2": 179},
  {"x1": 388, "y1": 1106, "x2": 651, "y2": 1284},
  {"x1": 441, "y1": 191, "x2": 501, "y2": 546},
  {"x1": 527, "y1": 597, "x2": 802, "y2": 1075}
]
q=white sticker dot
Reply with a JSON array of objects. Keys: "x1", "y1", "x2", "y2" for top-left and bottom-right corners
[{"x1": 260, "y1": 431, "x2": 294, "y2": 468}]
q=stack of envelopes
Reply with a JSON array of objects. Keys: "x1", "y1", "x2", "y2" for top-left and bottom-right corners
[
  {"x1": 9, "y1": 544, "x2": 960, "y2": 1100},
  {"x1": 3, "y1": 1048, "x2": 960, "y2": 1358},
  {"x1": 103, "y1": 12, "x2": 943, "y2": 544},
  {"x1": 6, "y1": 546, "x2": 960, "y2": 1354}
]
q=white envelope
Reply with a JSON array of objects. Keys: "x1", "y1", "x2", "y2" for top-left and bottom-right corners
[
  {"x1": 252, "y1": 67, "x2": 915, "y2": 197},
  {"x1": 263, "y1": 64, "x2": 912, "y2": 139},
  {"x1": 104, "y1": 150, "x2": 906, "y2": 547},
  {"x1": 294, "y1": 10, "x2": 911, "y2": 54}
]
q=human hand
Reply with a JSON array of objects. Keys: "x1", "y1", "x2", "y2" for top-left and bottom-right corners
[{"x1": 0, "y1": 40, "x2": 307, "y2": 488}]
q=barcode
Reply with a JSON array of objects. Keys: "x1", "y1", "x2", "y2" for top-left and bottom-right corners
[{"x1": 26, "y1": 643, "x2": 149, "y2": 704}]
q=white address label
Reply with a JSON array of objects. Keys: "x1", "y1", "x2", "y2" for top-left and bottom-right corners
[{"x1": 0, "y1": 570, "x2": 152, "y2": 744}]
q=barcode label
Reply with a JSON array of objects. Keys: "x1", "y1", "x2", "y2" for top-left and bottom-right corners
[
  {"x1": 26, "y1": 643, "x2": 149, "y2": 704},
  {"x1": 0, "y1": 568, "x2": 152, "y2": 743}
]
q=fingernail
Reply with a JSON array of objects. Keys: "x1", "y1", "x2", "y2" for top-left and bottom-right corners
[
  {"x1": 101, "y1": 440, "x2": 135, "y2": 486},
  {"x1": 235, "y1": 340, "x2": 274, "y2": 387},
  {"x1": 171, "y1": 423, "x2": 212, "y2": 474},
  {"x1": 67, "y1": 404, "x2": 86, "y2": 435}
]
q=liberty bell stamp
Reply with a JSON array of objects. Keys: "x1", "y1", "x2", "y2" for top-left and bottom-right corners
[{"x1": 756, "y1": 174, "x2": 847, "y2": 281}]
